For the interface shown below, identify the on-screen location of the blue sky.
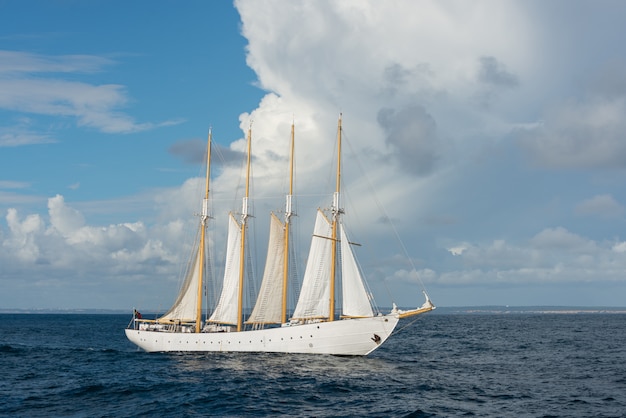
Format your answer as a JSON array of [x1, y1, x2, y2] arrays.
[[2, 1, 626, 310]]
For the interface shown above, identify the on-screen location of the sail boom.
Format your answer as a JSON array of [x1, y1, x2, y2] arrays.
[[290, 316, 329, 321]]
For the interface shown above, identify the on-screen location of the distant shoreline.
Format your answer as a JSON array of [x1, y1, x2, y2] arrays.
[[433, 306, 626, 315], [2, 306, 626, 315]]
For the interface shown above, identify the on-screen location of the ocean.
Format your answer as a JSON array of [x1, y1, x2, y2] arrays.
[[1, 312, 625, 417]]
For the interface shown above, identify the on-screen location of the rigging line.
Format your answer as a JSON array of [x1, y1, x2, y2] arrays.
[[390, 314, 425, 337], [341, 129, 428, 295], [340, 131, 393, 305], [248, 204, 259, 307], [287, 212, 301, 312], [205, 220, 219, 316], [245, 239, 257, 323]]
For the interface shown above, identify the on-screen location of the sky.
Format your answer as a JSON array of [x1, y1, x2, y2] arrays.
[[2, 0, 626, 311]]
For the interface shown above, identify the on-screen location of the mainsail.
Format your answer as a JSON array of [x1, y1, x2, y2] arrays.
[[208, 214, 242, 325], [158, 240, 202, 322], [246, 212, 286, 324], [292, 210, 333, 320]]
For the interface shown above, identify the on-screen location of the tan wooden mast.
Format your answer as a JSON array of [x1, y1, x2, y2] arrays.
[[329, 115, 342, 322], [281, 122, 295, 323], [196, 129, 212, 333], [237, 126, 252, 331]]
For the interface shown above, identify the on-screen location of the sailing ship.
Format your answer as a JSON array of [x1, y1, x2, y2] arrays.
[[125, 116, 434, 355]]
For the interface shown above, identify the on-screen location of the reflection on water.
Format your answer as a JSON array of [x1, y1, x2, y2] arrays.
[[170, 350, 398, 380]]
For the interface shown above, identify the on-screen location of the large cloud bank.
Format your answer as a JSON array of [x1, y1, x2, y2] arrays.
[[3, 1, 626, 309]]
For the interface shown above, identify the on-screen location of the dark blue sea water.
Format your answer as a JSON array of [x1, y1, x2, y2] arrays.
[[1, 312, 625, 417]]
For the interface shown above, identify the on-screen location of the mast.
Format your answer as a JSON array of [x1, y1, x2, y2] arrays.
[[237, 125, 252, 331], [196, 129, 212, 333], [329, 114, 342, 322], [281, 121, 295, 323]]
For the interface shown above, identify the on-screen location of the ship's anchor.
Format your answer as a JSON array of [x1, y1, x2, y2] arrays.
[[371, 334, 381, 344]]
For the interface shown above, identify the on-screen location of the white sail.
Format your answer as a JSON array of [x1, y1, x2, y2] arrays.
[[247, 213, 285, 324], [158, 230, 202, 322], [292, 209, 333, 320], [208, 214, 242, 325], [340, 223, 374, 318]]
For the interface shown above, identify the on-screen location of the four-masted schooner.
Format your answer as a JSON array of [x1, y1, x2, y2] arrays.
[[125, 116, 434, 355]]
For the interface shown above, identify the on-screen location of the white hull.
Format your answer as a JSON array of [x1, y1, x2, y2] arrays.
[[125, 315, 400, 356]]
